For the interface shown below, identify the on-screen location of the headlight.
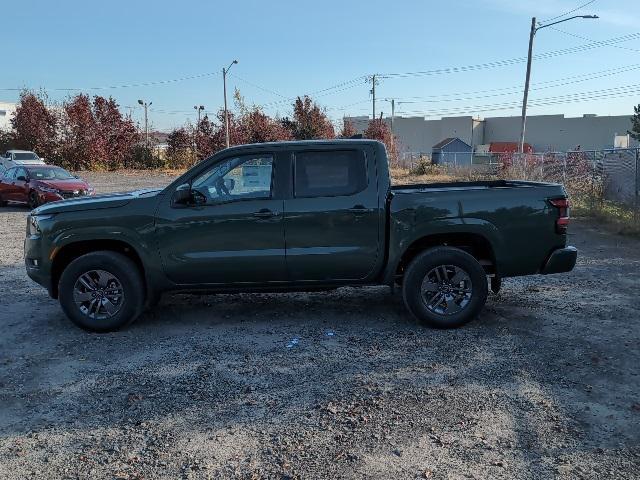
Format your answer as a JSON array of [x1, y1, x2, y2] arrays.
[[38, 186, 60, 194], [27, 215, 53, 236]]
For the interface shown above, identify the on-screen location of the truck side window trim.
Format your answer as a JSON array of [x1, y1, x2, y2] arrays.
[[292, 149, 368, 199]]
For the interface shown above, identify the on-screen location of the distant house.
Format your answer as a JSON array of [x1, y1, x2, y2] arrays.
[[432, 137, 472, 166], [488, 142, 533, 154]]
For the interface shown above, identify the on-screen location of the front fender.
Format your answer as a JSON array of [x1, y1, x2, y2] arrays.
[[46, 218, 166, 296]]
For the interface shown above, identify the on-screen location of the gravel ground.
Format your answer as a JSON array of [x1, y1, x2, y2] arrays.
[[1, 171, 639, 479]]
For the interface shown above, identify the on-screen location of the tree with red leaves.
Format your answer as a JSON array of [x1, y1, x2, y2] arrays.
[[338, 118, 357, 138], [286, 96, 335, 140], [194, 115, 216, 160], [166, 127, 194, 168], [60, 94, 101, 170], [11, 91, 59, 162], [364, 118, 398, 164], [241, 108, 292, 144], [93, 96, 138, 169], [60, 94, 139, 170]]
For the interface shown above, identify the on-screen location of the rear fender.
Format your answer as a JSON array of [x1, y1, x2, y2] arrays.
[[383, 217, 504, 284]]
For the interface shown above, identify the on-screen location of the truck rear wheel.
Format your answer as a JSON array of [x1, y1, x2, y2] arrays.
[[58, 251, 145, 332], [402, 247, 488, 328]]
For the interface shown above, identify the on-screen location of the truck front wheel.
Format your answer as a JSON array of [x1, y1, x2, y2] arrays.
[[58, 251, 145, 332], [402, 247, 488, 328]]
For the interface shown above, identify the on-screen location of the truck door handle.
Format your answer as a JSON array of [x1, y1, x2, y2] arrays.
[[253, 208, 277, 218], [348, 205, 370, 215]]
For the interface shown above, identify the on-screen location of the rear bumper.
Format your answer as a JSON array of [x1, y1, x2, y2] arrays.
[[541, 246, 577, 275]]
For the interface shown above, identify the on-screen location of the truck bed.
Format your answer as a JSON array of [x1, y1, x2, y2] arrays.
[[388, 179, 569, 278], [391, 179, 560, 194]]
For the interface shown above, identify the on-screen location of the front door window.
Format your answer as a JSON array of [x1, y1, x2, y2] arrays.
[[192, 155, 274, 204]]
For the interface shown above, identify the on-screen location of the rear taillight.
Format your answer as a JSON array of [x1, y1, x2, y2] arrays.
[[549, 198, 570, 234]]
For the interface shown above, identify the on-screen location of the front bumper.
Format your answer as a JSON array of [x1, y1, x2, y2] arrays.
[[541, 246, 577, 275], [24, 234, 54, 296], [38, 190, 93, 204]]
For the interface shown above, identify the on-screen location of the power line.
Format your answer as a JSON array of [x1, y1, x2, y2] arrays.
[[379, 32, 640, 79], [385, 64, 640, 105], [244, 36, 640, 111], [541, 0, 598, 23], [228, 72, 288, 98], [0, 71, 221, 92], [549, 26, 640, 53], [394, 82, 640, 117], [257, 76, 368, 109]]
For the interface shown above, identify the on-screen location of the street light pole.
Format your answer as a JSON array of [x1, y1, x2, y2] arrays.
[[138, 99, 152, 148], [223, 59, 238, 148], [518, 14, 598, 153]]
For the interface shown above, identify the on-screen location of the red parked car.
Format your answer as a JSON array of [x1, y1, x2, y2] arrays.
[[0, 165, 95, 208]]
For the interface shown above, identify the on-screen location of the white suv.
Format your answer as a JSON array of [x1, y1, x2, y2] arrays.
[[1, 150, 46, 169]]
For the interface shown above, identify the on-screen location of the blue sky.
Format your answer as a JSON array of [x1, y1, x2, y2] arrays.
[[2, 0, 639, 131]]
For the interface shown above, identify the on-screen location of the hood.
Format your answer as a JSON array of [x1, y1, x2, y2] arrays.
[[35, 179, 90, 191], [32, 188, 163, 215]]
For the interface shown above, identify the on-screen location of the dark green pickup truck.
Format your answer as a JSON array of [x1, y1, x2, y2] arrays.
[[24, 140, 576, 331]]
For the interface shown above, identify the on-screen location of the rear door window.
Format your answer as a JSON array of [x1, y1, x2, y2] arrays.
[[294, 150, 367, 198]]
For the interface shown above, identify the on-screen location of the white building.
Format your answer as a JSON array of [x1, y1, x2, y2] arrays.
[[0, 101, 17, 131], [346, 113, 638, 155]]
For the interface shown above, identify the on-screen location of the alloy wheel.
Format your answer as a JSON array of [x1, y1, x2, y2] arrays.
[[420, 265, 473, 315], [29, 192, 39, 209], [73, 269, 125, 320]]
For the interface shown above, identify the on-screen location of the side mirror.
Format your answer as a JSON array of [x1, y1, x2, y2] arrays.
[[171, 185, 192, 206], [17, 175, 27, 182], [191, 188, 207, 205]]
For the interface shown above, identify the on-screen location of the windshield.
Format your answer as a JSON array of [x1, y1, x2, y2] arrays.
[[27, 167, 75, 180], [13, 152, 39, 160]]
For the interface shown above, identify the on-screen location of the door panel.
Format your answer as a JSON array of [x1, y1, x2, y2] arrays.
[[13, 168, 29, 202], [155, 153, 287, 285], [6, 169, 23, 202], [284, 148, 381, 281], [0, 169, 15, 201]]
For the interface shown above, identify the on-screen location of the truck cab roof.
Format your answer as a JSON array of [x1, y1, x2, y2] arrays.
[[220, 139, 384, 154]]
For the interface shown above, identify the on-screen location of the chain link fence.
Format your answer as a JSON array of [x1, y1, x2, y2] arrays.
[[501, 149, 639, 223], [403, 148, 640, 228]]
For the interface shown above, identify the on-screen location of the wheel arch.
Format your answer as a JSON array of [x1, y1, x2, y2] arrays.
[[50, 239, 147, 299], [389, 231, 497, 284]]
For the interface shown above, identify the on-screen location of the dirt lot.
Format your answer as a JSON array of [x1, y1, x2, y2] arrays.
[[1, 171, 639, 479]]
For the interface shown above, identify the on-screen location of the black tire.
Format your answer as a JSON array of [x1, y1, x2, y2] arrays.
[[58, 251, 145, 332], [28, 190, 39, 209], [0, 193, 6, 207], [402, 247, 488, 329]]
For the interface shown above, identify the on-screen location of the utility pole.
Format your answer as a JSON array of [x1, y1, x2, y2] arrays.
[[518, 14, 598, 153], [518, 17, 536, 155], [193, 105, 204, 163], [371, 74, 377, 120], [390, 98, 395, 152], [137, 99, 152, 148], [223, 59, 238, 148]]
